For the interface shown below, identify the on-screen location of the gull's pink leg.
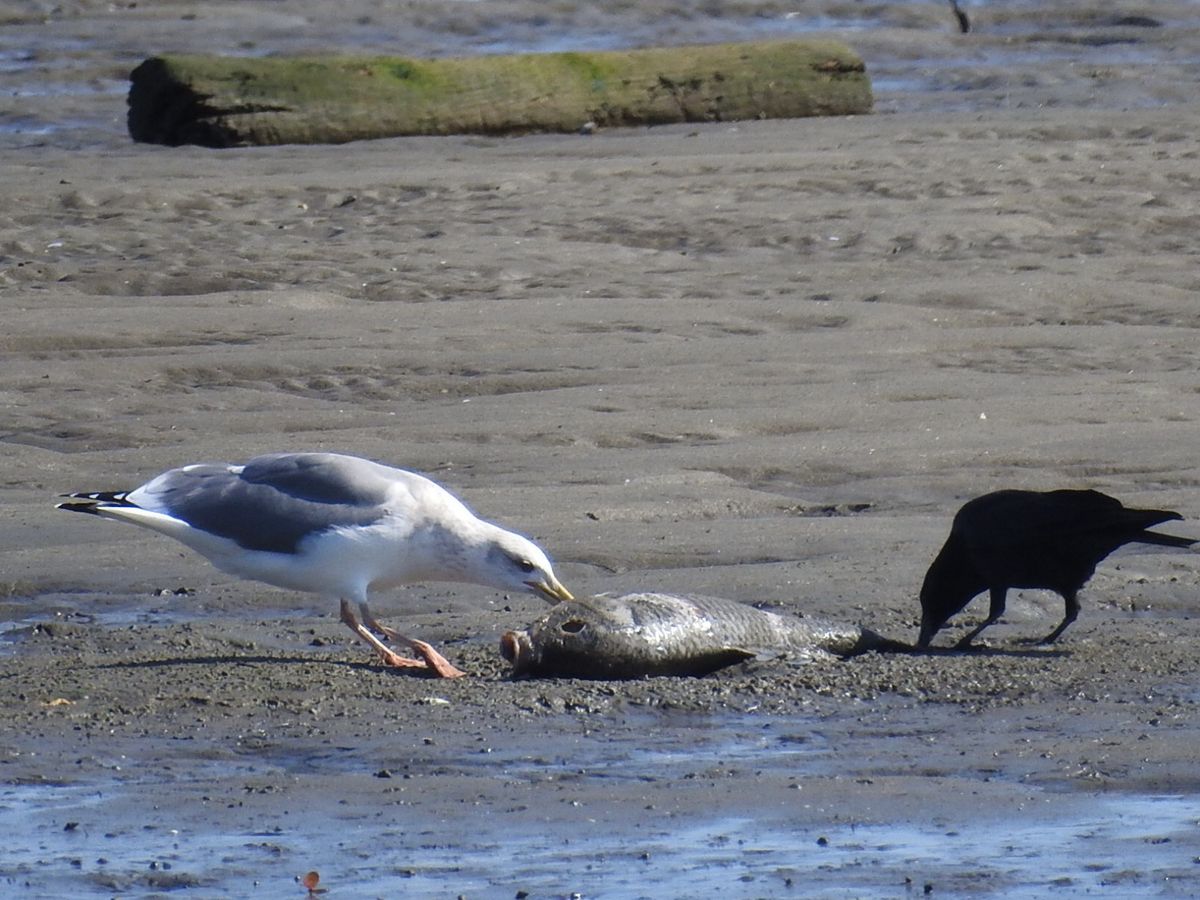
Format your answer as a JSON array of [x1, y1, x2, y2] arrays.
[[360, 601, 467, 679], [341, 600, 466, 678], [360, 605, 405, 643], [339, 599, 426, 668], [402, 637, 467, 679]]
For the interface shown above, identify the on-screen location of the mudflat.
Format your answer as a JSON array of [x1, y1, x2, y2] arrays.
[[3, 2, 1200, 896]]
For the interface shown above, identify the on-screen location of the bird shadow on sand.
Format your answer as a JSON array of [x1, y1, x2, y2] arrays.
[[916, 643, 1071, 659], [95, 654, 450, 677]]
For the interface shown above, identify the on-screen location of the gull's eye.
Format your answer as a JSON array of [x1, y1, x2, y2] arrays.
[[513, 557, 536, 574]]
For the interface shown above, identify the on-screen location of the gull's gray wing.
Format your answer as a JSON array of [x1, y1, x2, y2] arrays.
[[131, 453, 396, 554]]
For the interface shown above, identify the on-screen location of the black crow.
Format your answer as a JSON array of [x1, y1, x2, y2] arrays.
[[918, 489, 1194, 649]]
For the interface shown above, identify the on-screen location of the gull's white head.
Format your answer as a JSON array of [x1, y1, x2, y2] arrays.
[[482, 530, 573, 603]]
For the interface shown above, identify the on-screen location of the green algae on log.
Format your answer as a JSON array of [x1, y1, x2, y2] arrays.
[[127, 40, 872, 147]]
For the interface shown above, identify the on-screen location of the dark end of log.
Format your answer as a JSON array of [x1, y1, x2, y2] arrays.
[[129, 57, 215, 147], [129, 57, 293, 146]]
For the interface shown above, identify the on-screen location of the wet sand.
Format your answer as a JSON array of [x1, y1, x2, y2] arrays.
[[4, 2, 1200, 896]]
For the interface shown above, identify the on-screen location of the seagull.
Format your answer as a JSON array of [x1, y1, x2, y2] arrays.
[[57, 452, 573, 678]]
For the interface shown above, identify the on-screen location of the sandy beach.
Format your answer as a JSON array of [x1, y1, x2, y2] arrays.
[[3, 1, 1200, 896]]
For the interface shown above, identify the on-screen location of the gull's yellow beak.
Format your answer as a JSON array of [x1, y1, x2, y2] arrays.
[[528, 577, 574, 603]]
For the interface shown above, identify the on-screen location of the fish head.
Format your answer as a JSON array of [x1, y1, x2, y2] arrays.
[[499, 628, 537, 672], [500, 597, 639, 678], [500, 592, 765, 678]]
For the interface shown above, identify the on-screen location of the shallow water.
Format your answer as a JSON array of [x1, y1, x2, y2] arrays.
[[4, 712, 1197, 898], [0, 590, 323, 633]]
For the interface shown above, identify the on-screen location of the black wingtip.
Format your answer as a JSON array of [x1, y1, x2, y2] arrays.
[[57, 501, 104, 515], [61, 489, 131, 502]]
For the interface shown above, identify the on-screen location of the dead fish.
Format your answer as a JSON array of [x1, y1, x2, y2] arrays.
[[500, 591, 909, 679]]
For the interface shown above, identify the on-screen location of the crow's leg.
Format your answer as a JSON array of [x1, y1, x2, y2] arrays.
[[1038, 590, 1080, 644], [955, 586, 1007, 649]]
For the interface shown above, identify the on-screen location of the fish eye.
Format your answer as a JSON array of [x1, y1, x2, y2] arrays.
[[559, 619, 586, 634]]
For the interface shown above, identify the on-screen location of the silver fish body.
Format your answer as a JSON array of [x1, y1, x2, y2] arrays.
[[500, 591, 907, 679]]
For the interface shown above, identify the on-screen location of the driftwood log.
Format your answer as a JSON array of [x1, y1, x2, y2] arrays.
[[127, 40, 872, 147]]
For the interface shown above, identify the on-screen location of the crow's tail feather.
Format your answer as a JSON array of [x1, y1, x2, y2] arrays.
[[1136, 530, 1196, 550]]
